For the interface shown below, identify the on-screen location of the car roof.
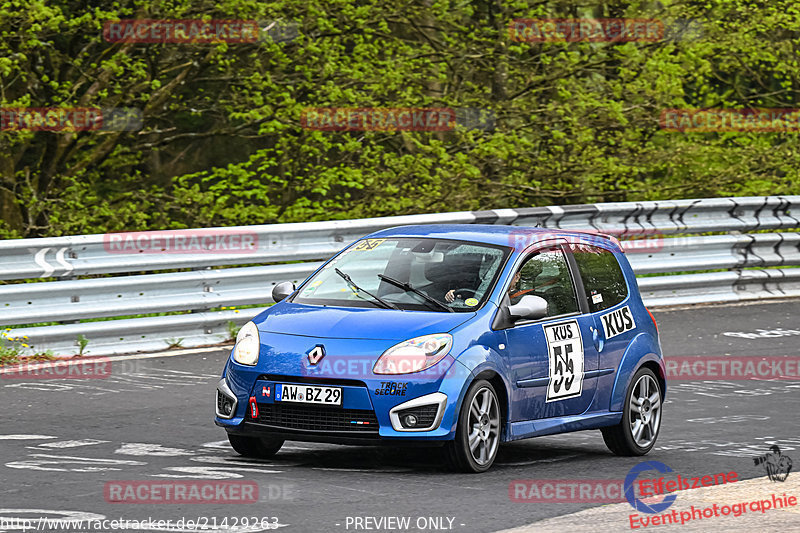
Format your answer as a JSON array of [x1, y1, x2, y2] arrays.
[[367, 224, 622, 253]]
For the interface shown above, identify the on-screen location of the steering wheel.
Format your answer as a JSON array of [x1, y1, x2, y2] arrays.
[[450, 288, 478, 299]]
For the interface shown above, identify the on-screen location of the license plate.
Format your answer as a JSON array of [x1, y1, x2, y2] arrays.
[[275, 384, 342, 406]]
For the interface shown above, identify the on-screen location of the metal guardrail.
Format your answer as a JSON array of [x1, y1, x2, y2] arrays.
[[638, 268, 800, 307], [626, 232, 800, 273], [2, 196, 797, 281], [0, 263, 318, 326], [1, 196, 799, 357]]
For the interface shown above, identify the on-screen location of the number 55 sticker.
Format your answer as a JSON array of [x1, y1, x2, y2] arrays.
[[543, 320, 584, 402]]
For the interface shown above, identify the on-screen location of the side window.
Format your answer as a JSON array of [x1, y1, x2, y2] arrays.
[[570, 244, 628, 313], [510, 247, 578, 317]]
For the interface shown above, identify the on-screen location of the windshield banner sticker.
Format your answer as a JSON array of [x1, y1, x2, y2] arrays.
[[544, 320, 585, 402], [354, 238, 385, 251]]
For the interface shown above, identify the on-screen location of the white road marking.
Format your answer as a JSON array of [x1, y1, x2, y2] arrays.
[[35, 439, 109, 448], [0, 435, 56, 440], [3, 383, 80, 392], [201, 440, 231, 449], [2, 369, 216, 396], [115, 443, 193, 457], [6, 454, 146, 473], [0, 346, 224, 375], [199, 440, 316, 452], [152, 466, 282, 479]]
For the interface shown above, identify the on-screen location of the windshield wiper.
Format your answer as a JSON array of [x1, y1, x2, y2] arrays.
[[335, 268, 400, 310], [377, 274, 454, 313]]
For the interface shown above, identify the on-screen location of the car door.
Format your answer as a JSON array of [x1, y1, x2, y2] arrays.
[[567, 242, 636, 409], [502, 242, 600, 420]]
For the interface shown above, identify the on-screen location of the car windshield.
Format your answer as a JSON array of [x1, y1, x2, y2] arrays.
[[291, 237, 510, 312]]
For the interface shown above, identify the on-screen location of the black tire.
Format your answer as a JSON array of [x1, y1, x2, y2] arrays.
[[602, 367, 663, 456], [445, 379, 501, 473], [227, 434, 284, 458]]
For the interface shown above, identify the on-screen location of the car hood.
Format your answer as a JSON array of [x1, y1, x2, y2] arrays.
[[256, 302, 474, 340]]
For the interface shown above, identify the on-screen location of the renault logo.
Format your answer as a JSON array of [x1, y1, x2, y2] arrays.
[[307, 345, 325, 365]]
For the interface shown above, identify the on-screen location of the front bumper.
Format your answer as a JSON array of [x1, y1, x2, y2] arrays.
[[215, 362, 467, 442]]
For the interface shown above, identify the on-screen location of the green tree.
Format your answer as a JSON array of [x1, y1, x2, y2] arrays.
[[1, 0, 799, 238]]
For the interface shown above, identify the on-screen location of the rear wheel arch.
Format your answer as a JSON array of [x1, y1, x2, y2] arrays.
[[639, 360, 666, 401], [609, 333, 664, 411]]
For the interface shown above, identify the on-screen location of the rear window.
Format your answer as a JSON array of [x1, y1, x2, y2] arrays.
[[569, 244, 628, 312]]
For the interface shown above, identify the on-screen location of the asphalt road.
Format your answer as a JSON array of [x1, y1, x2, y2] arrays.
[[0, 299, 798, 533]]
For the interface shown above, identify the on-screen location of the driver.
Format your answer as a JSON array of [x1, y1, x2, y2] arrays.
[[444, 271, 526, 303], [446, 266, 557, 305], [436, 254, 483, 303]]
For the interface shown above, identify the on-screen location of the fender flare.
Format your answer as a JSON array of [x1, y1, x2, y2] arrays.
[[451, 345, 514, 432], [609, 332, 666, 412]]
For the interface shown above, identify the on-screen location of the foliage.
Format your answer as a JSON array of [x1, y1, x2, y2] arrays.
[[1, 329, 55, 365], [1, 0, 799, 237], [75, 334, 90, 356], [226, 320, 241, 342], [164, 337, 185, 349]]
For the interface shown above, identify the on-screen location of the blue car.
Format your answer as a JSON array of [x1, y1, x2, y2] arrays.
[[215, 225, 665, 472]]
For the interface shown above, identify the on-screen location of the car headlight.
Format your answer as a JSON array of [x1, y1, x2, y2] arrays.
[[233, 321, 260, 366], [373, 333, 453, 375]]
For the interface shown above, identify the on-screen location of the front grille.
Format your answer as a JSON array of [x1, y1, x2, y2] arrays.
[[256, 403, 379, 433]]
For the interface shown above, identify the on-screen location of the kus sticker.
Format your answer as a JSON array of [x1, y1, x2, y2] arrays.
[[600, 305, 636, 339], [543, 320, 585, 402]]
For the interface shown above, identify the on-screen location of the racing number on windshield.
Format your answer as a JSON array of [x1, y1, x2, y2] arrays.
[[543, 320, 584, 402]]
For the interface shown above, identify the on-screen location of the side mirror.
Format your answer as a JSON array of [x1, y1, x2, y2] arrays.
[[507, 295, 548, 321], [271, 281, 296, 303]]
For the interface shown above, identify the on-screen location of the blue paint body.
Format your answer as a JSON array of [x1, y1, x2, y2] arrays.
[[215, 224, 665, 445]]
